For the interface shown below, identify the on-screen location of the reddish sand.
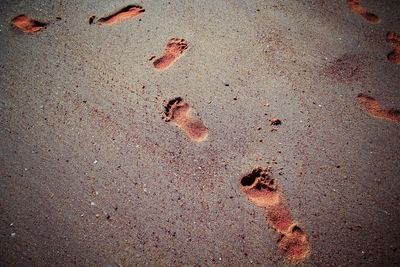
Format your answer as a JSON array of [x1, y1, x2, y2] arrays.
[[347, 0, 381, 24], [11, 15, 47, 33], [164, 97, 208, 142], [96, 5, 144, 26], [278, 225, 310, 263], [265, 203, 293, 234], [153, 38, 189, 70], [357, 93, 400, 122]]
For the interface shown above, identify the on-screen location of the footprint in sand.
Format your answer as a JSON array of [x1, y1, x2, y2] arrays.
[[357, 93, 400, 122], [95, 5, 144, 26], [240, 167, 310, 263], [278, 225, 310, 263], [152, 38, 189, 70], [11, 15, 48, 33], [240, 168, 281, 207], [386, 31, 400, 65], [163, 97, 208, 142], [347, 0, 381, 24]]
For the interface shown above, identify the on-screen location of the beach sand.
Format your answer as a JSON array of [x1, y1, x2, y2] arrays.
[[0, 0, 399, 266]]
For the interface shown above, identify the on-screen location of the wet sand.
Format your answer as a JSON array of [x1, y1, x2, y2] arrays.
[[0, 0, 400, 266]]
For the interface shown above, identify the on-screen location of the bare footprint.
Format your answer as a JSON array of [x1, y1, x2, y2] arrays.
[[357, 93, 400, 122], [164, 97, 208, 142], [11, 15, 47, 33], [240, 167, 310, 263], [152, 38, 188, 70], [96, 5, 144, 26], [278, 225, 310, 263], [347, 0, 381, 24], [386, 31, 400, 65], [240, 167, 281, 207]]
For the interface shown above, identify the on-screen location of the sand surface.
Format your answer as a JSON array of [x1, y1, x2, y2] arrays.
[[1, 0, 400, 266]]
